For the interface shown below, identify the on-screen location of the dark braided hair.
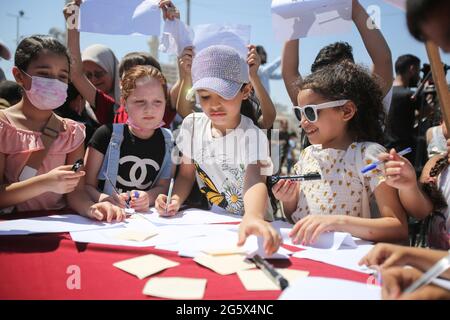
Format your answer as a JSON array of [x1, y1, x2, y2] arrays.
[[421, 155, 449, 212]]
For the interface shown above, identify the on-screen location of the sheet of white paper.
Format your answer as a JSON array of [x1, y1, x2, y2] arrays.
[[271, 0, 352, 41], [384, 0, 406, 11], [159, 19, 194, 55], [279, 277, 381, 300], [142, 208, 242, 226], [293, 244, 375, 274], [168, 231, 292, 259], [70, 216, 158, 247], [193, 24, 251, 58], [271, 220, 371, 251], [246, 235, 292, 259], [0, 214, 124, 236], [79, 0, 161, 36]]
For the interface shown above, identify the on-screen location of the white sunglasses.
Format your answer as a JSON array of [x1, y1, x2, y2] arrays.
[[293, 100, 350, 123]]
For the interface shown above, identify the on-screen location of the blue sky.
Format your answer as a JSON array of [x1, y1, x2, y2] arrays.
[[1, 0, 449, 107]]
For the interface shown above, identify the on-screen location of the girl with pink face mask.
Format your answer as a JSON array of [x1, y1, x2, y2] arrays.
[[0, 35, 124, 222], [83, 66, 174, 212]]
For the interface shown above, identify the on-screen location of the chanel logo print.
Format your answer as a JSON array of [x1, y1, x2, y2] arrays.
[[116, 155, 160, 189]]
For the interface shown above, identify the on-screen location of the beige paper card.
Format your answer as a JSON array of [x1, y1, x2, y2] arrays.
[[143, 277, 207, 299], [237, 269, 309, 291], [115, 229, 158, 242], [113, 254, 179, 279], [193, 253, 255, 275], [201, 246, 247, 256]]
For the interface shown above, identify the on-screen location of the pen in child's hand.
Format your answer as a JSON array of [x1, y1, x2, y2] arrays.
[[165, 178, 174, 215], [361, 147, 412, 174]]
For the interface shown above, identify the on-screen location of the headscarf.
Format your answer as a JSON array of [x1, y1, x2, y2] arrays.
[[81, 44, 121, 103]]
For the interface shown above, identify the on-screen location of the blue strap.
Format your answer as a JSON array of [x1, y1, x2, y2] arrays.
[[151, 128, 174, 187], [98, 124, 124, 195]]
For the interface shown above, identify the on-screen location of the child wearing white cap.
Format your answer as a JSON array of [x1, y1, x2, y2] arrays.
[[155, 45, 281, 255]]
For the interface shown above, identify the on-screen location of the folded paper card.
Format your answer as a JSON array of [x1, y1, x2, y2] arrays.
[[238, 268, 309, 291], [79, 0, 161, 36], [113, 254, 179, 279], [143, 277, 207, 299], [279, 277, 381, 300], [202, 246, 247, 256], [271, 0, 352, 41], [194, 253, 255, 275]]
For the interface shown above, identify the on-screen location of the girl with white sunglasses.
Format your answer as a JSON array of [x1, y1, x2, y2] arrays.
[[273, 61, 408, 245]]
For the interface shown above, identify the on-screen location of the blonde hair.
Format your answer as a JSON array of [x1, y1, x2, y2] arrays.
[[120, 65, 168, 103]]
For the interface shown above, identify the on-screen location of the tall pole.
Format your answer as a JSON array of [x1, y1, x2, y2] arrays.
[[186, 0, 191, 26], [7, 11, 25, 46]]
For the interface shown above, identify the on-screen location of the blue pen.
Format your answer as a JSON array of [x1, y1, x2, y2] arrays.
[[361, 147, 413, 174], [134, 191, 139, 199]]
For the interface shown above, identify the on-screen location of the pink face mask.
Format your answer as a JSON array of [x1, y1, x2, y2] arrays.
[[22, 71, 68, 110], [126, 117, 165, 131]]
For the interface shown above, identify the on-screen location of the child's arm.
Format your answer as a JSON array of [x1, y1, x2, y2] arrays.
[[248, 45, 277, 130], [155, 156, 196, 215], [290, 181, 409, 244], [360, 243, 450, 280], [64, 1, 97, 108], [175, 47, 195, 118], [237, 163, 282, 255], [272, 179, 299, 221], [352, 0, 393, 96], [66, 144, 126, 222], [383, 149, 433, 219], [281, 39, 301, 105], [0, 152, 85, 209]]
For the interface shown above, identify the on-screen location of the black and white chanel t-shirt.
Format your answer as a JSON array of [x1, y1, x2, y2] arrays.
[[89, 124, 165, 193]]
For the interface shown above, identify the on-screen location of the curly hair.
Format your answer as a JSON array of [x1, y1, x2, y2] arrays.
[[298, 61, 386, 144], [121, 65, 168, 104], [311, 42, 354, 73]]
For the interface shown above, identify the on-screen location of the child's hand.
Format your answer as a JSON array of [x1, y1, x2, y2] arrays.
[[272, 179, 299, 202], [247, 45, 261, 80], [358, 243, 410, 269], [43, 165, 85, 194], [159, 0, 180, 20], [87, 201, 126, 222], [237, 217, 282, 256], [128, 190, 150, 212], [179, 46, 194, 76], [380, 267, 424, 300], [289, 215, 339, 245], [155, 194, 181, 216], [63, 0, 81, 29], [380, 149, 417, 190]]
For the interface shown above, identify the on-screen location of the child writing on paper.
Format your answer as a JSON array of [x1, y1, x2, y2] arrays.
[[154, 45, 281, 255], [360, 243, 450, 300], [375, 137, 450, 249], [84, 66, 174, 213], [0, 35, 122, 221], [272, 61, 408, 244]]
